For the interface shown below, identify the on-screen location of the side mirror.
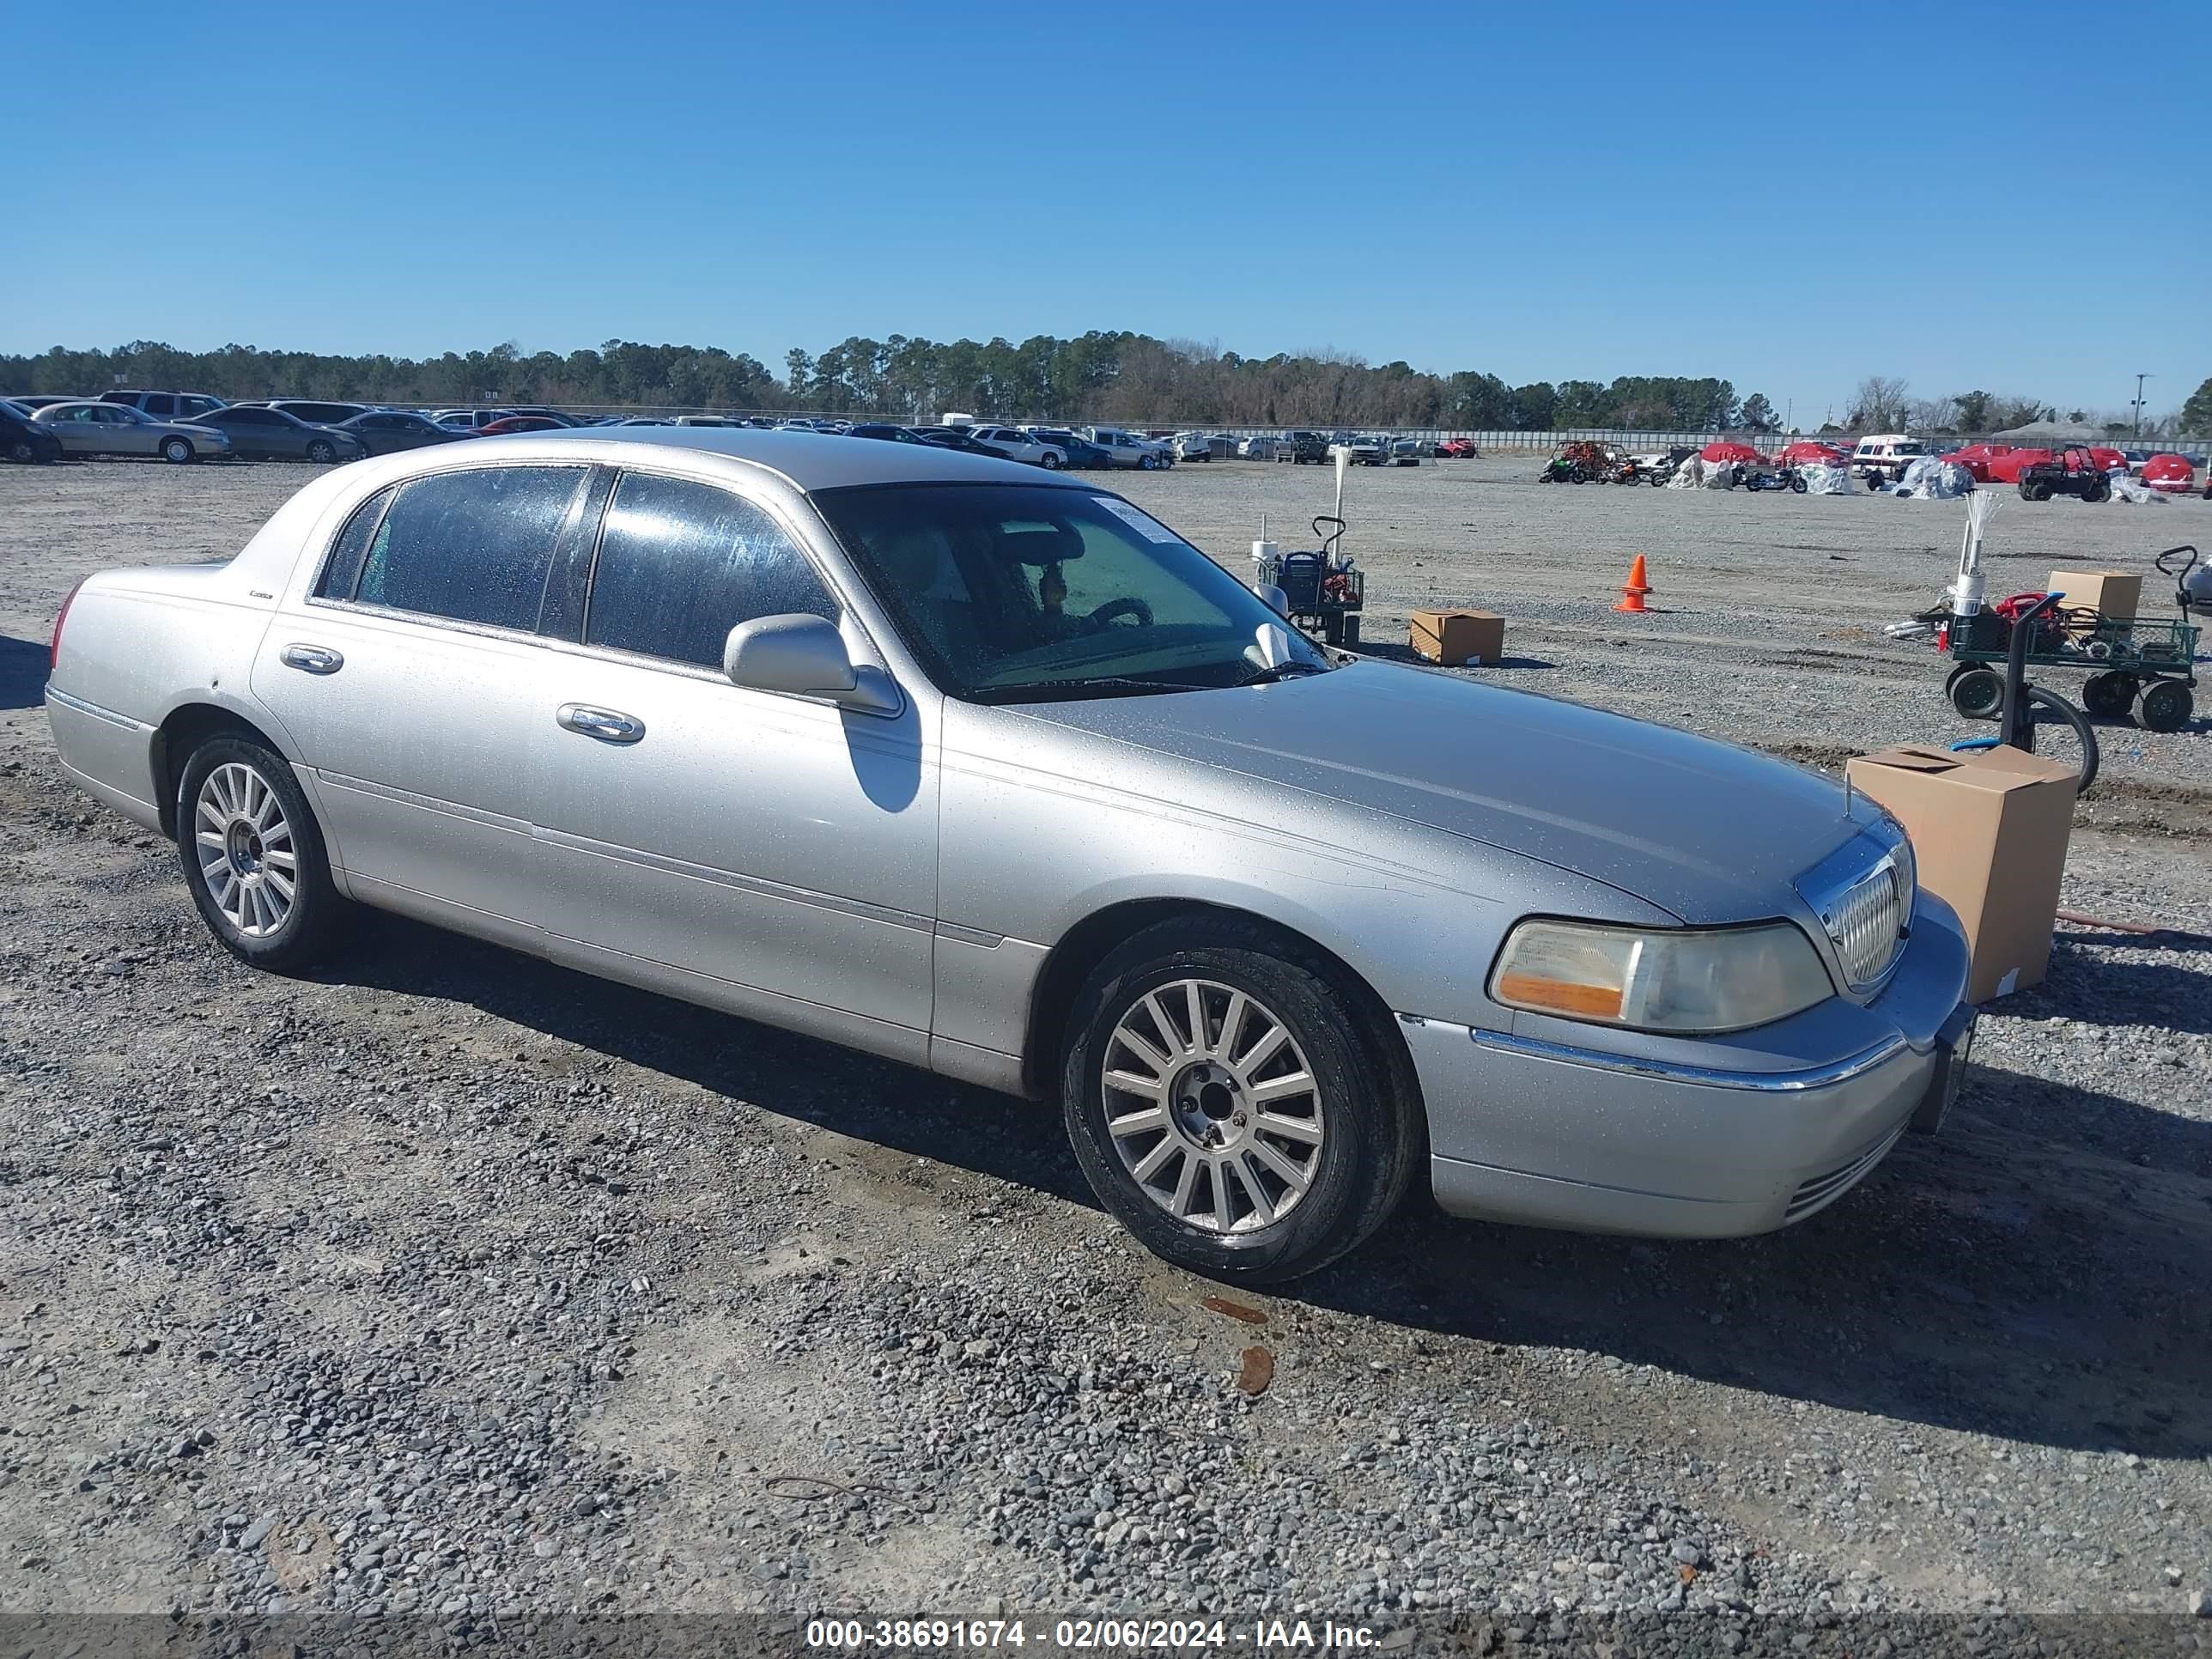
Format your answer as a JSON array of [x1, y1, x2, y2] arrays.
[[1253, 581, 1290, 613], [723, 614, 900, 715]]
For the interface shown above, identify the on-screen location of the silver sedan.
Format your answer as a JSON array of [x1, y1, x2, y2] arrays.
[[33, 399, 232, 463], [45, 430, 1972, 1283]]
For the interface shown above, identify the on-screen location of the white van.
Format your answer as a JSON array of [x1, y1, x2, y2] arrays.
[[1851, 434, 1930, 489]]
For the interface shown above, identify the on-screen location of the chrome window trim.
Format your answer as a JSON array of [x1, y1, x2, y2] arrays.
[[1472, 1026, 1910, 1092]]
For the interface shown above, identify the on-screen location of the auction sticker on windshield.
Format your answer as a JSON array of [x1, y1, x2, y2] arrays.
[[1092, 496, 1181, 543]]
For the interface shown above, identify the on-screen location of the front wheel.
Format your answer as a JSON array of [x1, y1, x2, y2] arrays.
[[1790, 473, 1808, 493], [6, 439, 34, 464], [161, 436, 194, 464], [1949, 665, 2005, 720], [1060, 919, 1418, 1284], [1039, 451, 1062, 470], [2081, 671, 2138, 719], [177, 735, 353, 971], [305, 439, 337, 464], [1139, 453, 1159, 471]]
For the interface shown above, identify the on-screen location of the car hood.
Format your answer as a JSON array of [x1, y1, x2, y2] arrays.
[[1006, 661, 1867, 923]]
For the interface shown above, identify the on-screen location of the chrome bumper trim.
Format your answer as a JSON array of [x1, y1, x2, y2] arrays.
[[1470, 1027, 1909, 1093]]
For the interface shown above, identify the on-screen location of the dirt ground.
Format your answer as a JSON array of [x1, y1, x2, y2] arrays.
[[2, 454, 2209, 1640]]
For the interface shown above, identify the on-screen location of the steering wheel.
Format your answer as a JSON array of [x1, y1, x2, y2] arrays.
[[1085, 597, 1153, 630]]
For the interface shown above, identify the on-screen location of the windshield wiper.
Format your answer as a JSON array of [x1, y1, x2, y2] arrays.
[[1236, 661, 1331, 687], [970, 676, 1211, 704]]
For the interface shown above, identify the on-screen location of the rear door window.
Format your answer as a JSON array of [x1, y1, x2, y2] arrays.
[[355, 465, 587, 629], [584, 471, 837, 669]]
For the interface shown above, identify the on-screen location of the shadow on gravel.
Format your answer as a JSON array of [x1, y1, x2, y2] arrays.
[[1298, 1076, 2212, 1460], [2031, 955, 2212, 1038], [322, 912, 1097, 1209], [0, 635, 48, 710], [319, 915, 2209, 1462]]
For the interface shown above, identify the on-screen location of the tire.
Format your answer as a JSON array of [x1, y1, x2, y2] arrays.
[[2139, 680, 2194, 733], [2081, 671, 2138, 719], [6, 439, 33, 464], [1949, 666, 2005, 720], [1060, 917, 1419, 1285], [1338, 613, 1359, 647], [1139, 453, 1159, 471], [176, 735, 352, 972], [161, 436, 195, 465], [305, 439, 337, 464], [2083, 477, 2109, 503], [1790, 473, 1808, 494], [2016, 687, 2100, 791], [1322, 611, 1345, 647], [1039, 451, 1062, 470]]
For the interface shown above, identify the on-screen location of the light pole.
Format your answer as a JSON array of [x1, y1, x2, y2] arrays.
[[2133, 374, 2151, 441]]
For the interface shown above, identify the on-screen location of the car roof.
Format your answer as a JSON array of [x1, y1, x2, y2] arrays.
[[512, 424, 1085, 491]]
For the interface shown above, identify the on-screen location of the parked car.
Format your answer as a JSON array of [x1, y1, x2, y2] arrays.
[[1270, 431, 1331, 465], [1384, 438, 1423, 466], [33, 400, 230, 463], [477, 416, 570, 436], [1240, 435, 1280, 461], [1168, 432, 1221, 462], [963, 425, 1067, 469], [190, 405, 365, 463], [1849, 434, 1931, 489], [430, 409, 519, 431], [1084, 427, 1173, 470], [334, 410, 471, 457], [250, 400, 372, 427], [0, 404, 65, 463], [1025, 428, 1115, 469], [848, 422, 933, 445], [100, 389, 228, 422], [45, 426, 1972, 1283], [500, 407, 586, 427], [1437, 438, 1482, 459], [4, 393, 75, 411], [1339, 434, 1388, 465], [912, 426, 1007, 458]]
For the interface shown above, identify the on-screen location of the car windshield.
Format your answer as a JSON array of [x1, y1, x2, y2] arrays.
[[814, 483, 1328, 703]]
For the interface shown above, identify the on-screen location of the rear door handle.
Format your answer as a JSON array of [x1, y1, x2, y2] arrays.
[[556, 703, 645, 744], [280, 643, 344, 674]]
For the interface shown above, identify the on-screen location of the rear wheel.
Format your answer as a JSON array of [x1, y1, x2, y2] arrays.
[[1060, 918, 1418, 1285], [2081, 671, 2138, 719], [177, 736, 352, 971], [2139, 681, 2194, 733], [161, 436, 194, 464]]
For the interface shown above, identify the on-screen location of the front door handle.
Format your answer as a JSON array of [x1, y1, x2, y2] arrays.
[[280, 643, 344, 674], [556, 703, 645, 744]]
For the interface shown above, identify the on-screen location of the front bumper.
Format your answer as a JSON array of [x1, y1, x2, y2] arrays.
[[1407, 896, 1974, 1238]]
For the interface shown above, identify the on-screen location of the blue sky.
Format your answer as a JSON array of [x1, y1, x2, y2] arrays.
[[7, 5, 2206, 419]]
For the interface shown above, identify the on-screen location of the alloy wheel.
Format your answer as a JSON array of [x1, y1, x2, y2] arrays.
[[1099, 977, 1325, 1234], [193, 763, 297, 938]]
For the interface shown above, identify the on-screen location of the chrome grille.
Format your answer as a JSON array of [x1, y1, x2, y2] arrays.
[[1796, 832, 1914, 993]]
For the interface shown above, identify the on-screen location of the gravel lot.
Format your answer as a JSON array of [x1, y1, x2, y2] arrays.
[[2, 456, 2209, 1649]]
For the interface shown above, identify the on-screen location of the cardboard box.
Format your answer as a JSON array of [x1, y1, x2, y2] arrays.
[[1844, 745, 2077, 1002], [2046, 568, 2140, 621], [1410, 609, 1504, 666]]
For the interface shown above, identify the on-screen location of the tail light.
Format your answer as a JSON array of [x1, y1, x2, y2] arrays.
[[52, 577, 88, 672]]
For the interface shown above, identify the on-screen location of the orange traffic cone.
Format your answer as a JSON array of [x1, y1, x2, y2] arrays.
[[1614, 554, 1653, 613]]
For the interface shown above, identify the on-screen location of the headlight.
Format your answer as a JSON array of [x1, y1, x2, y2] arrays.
[[1489, 919, 1834, 1035]]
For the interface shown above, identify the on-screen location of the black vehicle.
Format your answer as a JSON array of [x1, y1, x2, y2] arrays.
[[912, 426, 1004, 457], [848, 422, 930, 444], [1738, 465, 1808, 493], [2017, 447, 2112, 503], [0, 405, 64, 464], [260, 399, 370, 427], [1271, 430, 1330, 465], [1027, 427, 1114, 469], [335, 409, 471, 457], [191, 405, 365, 463]]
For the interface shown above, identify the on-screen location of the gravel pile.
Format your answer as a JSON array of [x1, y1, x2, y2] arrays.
[[1, 460, 2209, 1644]]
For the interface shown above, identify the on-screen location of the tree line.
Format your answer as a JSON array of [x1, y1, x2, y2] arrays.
[[6, 335, 2200, 435], [3, 334, 1752, 430]]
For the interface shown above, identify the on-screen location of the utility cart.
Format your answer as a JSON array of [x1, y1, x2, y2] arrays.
[[1255, 514, 1364, 646], [1938, 545, 2202, 732]]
